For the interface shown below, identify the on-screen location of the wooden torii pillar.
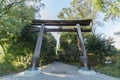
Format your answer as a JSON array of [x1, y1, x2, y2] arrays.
[[30, 19, 92, 70]]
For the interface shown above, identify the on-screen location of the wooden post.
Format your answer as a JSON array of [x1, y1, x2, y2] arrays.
[[76, 24, 89, 70], [30, 24, 45, 70]]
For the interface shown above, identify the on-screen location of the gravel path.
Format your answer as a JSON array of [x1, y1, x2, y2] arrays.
[[0, 62, 119, 80]]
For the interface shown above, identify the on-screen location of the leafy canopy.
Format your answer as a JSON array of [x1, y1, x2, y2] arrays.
[[0, 0, 34, 42], [93, 0, 120, 19]]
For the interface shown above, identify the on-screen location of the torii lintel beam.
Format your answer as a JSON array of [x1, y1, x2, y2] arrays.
[[31, 28, 91, 32], [32, 19, 92, 26]]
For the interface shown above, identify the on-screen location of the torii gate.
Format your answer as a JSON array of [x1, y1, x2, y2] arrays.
[[30, 19, 92, 71]]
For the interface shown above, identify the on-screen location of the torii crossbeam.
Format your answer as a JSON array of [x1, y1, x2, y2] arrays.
[[32, 19, 92, 26], [30, 19, 92, 71]]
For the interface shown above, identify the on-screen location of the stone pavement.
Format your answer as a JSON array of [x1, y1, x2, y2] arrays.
[[0, 62, 119, 80]]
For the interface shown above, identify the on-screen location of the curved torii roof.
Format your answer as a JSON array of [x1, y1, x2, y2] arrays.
[[32, 19, 92, 26]]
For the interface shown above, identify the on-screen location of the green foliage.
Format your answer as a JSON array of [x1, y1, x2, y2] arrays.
[[0, 0, 34, 47], [93, 0, 120, 20], [0, 45, 3, 54], [0, 0, 34, 63], [93, 0, 105, 11], [0, 62, 16, 76], [0, 58, 27, 76], [93, 64, 120, 77], [112, 51, 120, 69], [0, 0, 57, 76], [4, 24, 57, 65], [85, 34, 117, 63], [100, 51, 120, 77], [40, 33, 57, 65], [7, 25, 37, 57], [58, 0, 95, 63], [0, 25, 56, 75], [58, 0, 95, 20], [58, 32, 80, 62], [0, 24, 36, 76], [69, 60, 120, 77]]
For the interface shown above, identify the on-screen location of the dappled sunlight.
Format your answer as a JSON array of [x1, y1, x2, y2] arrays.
[[0, 62, 119, 80], [42, 72, 67, 78], [40, 65, 48, 69], [16, 71, 26, 76]]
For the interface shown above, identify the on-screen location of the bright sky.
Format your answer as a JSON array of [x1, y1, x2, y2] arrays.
[[40, 0, 72, 20], [40, 0, 120, 49], [98, 22, 120, 49]]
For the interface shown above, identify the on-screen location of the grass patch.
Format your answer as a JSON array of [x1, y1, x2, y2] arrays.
[[68, 62, 120, 78], [93, 64, 120, 78]]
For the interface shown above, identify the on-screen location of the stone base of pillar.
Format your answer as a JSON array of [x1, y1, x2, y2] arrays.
[[30, 56, 40, 70], [80, 56, 91, 70], [78, 68, 96, 75]]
